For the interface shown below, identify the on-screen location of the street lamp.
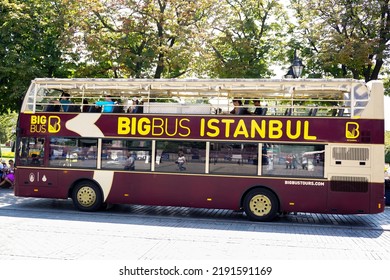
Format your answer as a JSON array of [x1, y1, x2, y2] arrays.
[[292, 50, 304, 78], [285, 50, 304, 78]]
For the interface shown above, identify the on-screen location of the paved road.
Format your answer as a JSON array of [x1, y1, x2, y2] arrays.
[[2, 188, 390, 279], [1, 188, 389, 261]]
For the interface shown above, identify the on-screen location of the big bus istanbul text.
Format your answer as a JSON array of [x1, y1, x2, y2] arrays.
[[117, 116, 317, 140]]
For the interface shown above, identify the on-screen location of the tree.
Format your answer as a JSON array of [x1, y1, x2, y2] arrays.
[[0, 0, 71, 114], [0, 111, 17, 143], [201, 0, 288, 78], [65, 0, 216, 78], [289, 0, 390, 81]]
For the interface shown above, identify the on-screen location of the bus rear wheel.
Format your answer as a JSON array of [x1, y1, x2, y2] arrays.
[[72, 181, 103, 212], [243, 188, 279, 222]]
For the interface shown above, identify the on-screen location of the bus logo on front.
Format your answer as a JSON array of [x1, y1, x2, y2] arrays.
[[48, 116, 61, 133], [345, 122, 359, 139]]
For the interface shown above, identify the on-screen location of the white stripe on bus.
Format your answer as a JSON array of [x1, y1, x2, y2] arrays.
[[93, 170, 114, 201], [66, 113, 104, 137]]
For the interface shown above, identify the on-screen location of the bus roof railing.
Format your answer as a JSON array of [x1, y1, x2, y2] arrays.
[[21, 78, 383, 119]]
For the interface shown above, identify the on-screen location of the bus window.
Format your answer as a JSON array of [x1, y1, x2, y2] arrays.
[[49, 137, 98, 168], [155, 141, 206, 173], [17, 137, 45, 166], [101, 139, 152, 171], [262, 144, 325, 178], [209, 142, 258, 176]]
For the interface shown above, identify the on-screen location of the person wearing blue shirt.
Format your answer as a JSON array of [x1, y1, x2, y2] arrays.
[[95, 95, 115, 113], [46, 91, 72, 112], [59, 92, 72, 112]]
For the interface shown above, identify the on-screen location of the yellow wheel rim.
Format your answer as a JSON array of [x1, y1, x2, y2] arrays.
[[249, 194, 272, 217], [77, 186, 97, 208]]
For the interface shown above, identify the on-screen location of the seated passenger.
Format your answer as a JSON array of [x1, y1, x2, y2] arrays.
[[59, 92, 72, 112], [112, 99, 124, 113], [0, 159, 5, 182], [82, 99, 92, 112], [45, 92, 72, 112], [230, 99, 250, 115], [95, 95, 114, 113], [129, 98, 143, 113], [253, 99, 263, 115], [0, 160, 15, 189], [135, 100, 144, 113]]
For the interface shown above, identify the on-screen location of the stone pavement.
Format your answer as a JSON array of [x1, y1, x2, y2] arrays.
[[0, 188, 390, 261]]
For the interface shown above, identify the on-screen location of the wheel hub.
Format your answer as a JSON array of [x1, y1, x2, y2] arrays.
[[249, 194, 272, 217], [77, 186, 97, 207]]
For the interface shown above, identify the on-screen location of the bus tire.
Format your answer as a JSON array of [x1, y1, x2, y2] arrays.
[[243, 188, 279, 222], [72, 180, 103, 212]]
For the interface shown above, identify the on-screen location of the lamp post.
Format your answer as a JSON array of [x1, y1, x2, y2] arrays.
[[285, 50, 304, 78]]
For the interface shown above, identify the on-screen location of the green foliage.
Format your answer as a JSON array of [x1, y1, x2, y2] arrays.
[[64, 0, 216, 79], [289, 0, 390, 81], [0, 0, 71, 114], [0, 111, 17, 143], [0, 0, 389, 117], [202, 0, 287, 78], [383, 71, 390, 96]]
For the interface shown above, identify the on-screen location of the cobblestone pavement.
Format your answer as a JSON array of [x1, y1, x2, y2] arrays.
[[0, 188, 390, 261]]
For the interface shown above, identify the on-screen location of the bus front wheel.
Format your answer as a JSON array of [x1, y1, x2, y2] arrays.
[[72, 181, 103, 212], [243, 188, 279, 222]]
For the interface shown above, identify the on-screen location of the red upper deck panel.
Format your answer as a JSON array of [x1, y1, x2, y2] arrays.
[[20, 113, 384, 144]]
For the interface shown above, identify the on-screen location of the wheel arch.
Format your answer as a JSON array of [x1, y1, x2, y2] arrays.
[[67, 178, 104, 200]]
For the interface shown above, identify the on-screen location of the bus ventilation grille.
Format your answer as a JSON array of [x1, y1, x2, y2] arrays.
[[332, 147, 369, 161], [330, 176, 369, 193]]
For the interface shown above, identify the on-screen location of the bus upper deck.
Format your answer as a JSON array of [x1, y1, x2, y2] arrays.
[[21, 78, 384, 120]]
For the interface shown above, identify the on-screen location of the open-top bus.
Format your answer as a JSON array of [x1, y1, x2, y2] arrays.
[[14, 78, 385, 221]]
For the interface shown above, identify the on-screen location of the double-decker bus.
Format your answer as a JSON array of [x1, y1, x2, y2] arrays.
[[14, 78, 385, 221]]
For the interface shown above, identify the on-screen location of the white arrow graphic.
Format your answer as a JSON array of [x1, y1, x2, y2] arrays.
[[65, 113, 104, 137]]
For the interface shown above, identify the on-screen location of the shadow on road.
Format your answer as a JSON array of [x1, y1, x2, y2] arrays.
[[1, 189, 389, 239]]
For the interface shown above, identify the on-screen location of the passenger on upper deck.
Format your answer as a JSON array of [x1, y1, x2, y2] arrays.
[[82, 99, 92, 113], [46, 92, 72, 112], [129, 98, 143, 113], [59, 92, 72, 112], [253, 99, 268, 115], [95, 95, 115, 113], [230, 99, 250, 115]]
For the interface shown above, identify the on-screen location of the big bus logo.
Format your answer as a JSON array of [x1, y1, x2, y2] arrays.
[[30, 115, 61, 134], [345, 122, 360, 139], [48, 116, 61, 133]]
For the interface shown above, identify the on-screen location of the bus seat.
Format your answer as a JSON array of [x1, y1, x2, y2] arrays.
[[113, 105, 124, 113], [67, 105, 81, 112], [88, 106, 102, 113]]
